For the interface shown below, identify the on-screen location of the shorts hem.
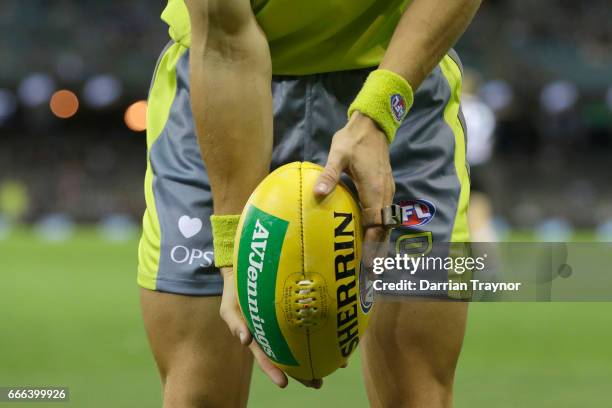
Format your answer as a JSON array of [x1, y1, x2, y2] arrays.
[[137, 267, 223, 296]]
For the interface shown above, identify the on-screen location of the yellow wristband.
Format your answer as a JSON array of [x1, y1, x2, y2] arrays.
[[348, 69, 414, 144], [210, 214, 241, 267]]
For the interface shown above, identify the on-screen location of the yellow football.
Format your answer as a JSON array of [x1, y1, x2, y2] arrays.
[[234, 161, 372, 380]]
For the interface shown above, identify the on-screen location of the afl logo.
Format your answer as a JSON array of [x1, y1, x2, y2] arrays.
[[398, 199, 436, 227], [390, 94, 407, 122]]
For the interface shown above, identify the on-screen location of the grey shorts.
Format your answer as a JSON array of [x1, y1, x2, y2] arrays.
[[138, 41, 470, 296]]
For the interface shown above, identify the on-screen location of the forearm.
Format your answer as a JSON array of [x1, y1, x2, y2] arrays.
[[381, 0, 481, 88], [187, 1, 272, 215]]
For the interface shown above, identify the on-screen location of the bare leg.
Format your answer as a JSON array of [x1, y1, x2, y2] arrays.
[[141, 289, 253, 408], [361, 300, 468, 408]]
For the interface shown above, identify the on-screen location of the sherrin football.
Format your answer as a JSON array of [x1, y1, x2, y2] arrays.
[[234, 162, 372, 380]]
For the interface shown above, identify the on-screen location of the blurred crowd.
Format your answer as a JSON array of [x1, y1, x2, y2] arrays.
[[0, 0, 611, 234]]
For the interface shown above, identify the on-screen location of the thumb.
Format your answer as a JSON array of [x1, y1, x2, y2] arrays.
[[314, 155, 346, 198]]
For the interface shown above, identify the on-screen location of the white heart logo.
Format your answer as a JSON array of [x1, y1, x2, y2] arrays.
[[178, 215, 202, 239]]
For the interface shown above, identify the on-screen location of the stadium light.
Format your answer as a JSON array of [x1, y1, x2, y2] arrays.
[[83, 74, 122, 109], [124, 100, 147, 132], [18, 73, 56, 108], [540, 80, 578, 114], [478, 80, 514, 112], [50, 90, 79, 119]]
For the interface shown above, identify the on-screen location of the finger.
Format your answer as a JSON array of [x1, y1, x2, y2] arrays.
[[385, 173, 396, 208], [219, 268, 252, 345], [362, 226, 390, 268], [364, 225, 388, 243], [314, 149, 348, 197], [219, 297, 252, 345], [249, 341, 288, 388]]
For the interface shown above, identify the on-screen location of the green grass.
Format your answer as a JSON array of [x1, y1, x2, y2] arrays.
[[0, 229, 611, 407]]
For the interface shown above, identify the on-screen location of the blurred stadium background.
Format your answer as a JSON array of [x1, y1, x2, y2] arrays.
[[1, 1, 611, 407]]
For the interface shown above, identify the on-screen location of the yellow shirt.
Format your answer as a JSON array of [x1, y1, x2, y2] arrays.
[[161, 0, 409, 75]]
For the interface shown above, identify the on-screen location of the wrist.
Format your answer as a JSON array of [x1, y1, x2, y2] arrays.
[[346, 111, 388, 144], [348, 69, 414, 144], [347, 111, 379, 130], [210, 214, 241, 267]]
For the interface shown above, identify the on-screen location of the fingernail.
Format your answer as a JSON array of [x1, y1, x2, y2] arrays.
[[315, 183, 328, 194], [239, 331, 247, 345], [274, 373, 286, 388]]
